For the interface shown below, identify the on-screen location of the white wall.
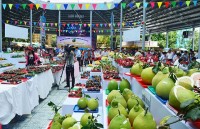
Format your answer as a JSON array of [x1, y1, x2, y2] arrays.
[[5, 24, 28, 39]]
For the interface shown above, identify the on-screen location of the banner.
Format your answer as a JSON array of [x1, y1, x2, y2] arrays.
[[57, 36, 91, 48]]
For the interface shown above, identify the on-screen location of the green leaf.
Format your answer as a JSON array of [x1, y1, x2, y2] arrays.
[[185, 107, 200, 121], [85, 109, 89, 113], [95, 123, 104, 128], [85, 94, 91, 98], [48, 101, 55, 106], [169, 73, 177, 83], [180, 99, 195, 109]]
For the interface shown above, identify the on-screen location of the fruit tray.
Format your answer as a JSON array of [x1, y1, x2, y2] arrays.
[[46, 120, 53, 129], [82, 88, 100, 93], [155, 95, 167, 104], [73, 105, 99, 113], [106, 99, 109, 107], [135, 78, 148, 88], [148, 86, 156, 95]]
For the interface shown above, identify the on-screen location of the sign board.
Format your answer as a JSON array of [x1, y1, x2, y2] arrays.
[[5, 24, 28, 39], [57, 36, 91, 48], [123, 27, 140, 42]]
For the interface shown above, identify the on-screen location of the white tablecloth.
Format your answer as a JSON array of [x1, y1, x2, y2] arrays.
[[0, 69, 54, 125]]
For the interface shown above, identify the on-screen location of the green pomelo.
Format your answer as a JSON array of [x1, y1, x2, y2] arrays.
[[133, 111, 157, 129], [50, 121, 62, 129], [174, 68, 185, 77], [109, 114, 131, 129], [80, 113, 92, 127], [107, 90, 121, 104], [53, 113, 62, 124], [62, 117, 77, 129], [130, 63, 143, 76], [187, 68, 200, 76], [119, 79, 131, 93], [169, 85, 196, 110], [176, 76, 194, 90], [122, 88, 134, 102], [152, 71, 169, 88], [128, 105, 144, 125], [77, 97, 88, 109], [141, 67, 156, 85], [108, 79, 118, 91], [127, 95, 145, 111], [87, 98, 99, 110], [156, 78, 175, 100], [113, 95, 127, 108], [108, 100, 128, 120]]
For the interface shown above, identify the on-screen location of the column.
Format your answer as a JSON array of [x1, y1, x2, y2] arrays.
[[0, 0, 2, 52], [120, 4, 123, 52], [166, 31, 169, 48], [198, 28, 200, 59], [30, 9, 33, 46], [58, 10, 61, 36], [142, 0, 146, 50], [90, 11, 93, 47], [192, 27, 195, 50], [110, 11, 114, 50]]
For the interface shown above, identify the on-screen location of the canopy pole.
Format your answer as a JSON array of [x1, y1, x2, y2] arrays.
[[192, 27, 195, 51], [166, 31, 169, 48], [110, 11, 114, 50], [0, 0, 2, 52], [90, 10, 93, 48], [198, 28, 200, 59], [58, 10, 61, 36], [120, 4, 123, 52], [142, 0, 146, 50], [30, 9, 33, 46]]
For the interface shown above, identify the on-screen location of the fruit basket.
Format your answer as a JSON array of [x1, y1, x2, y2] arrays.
[[91, 66, 101, 72], [81, 71, 90, 79], [91, 76, 101, 82], [68, 88, 83, 98], [103, 73, 121, 80], [75, 83, 85, 87], [86, 80, 101, 91]]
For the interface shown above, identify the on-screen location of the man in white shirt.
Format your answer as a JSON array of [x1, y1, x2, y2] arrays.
[[75, 47, 81, 71], [167, 49, 174, 62], [175, 58, 188, 71]]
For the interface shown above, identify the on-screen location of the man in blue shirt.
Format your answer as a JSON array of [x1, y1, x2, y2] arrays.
[[75, 47, 82, 71]]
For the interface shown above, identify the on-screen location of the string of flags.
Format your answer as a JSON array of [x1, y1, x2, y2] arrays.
[[2, 1, 198, 10], [3, 20, 143, 28]]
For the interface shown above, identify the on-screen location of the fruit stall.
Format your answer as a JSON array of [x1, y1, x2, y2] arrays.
[[47, 55, 200, 129]]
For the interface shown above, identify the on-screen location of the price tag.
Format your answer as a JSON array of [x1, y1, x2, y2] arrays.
[[142, 89, 151, 108]]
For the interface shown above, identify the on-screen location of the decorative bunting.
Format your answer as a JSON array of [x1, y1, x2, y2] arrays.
[[15, 4, 20, 10], [8, 4, 13, 10], [150, 2, 155, 8], [193, 0, 197, 6], [114, 3, 119, 8], [55, 23, 58, 27], [84, 24, 87, 27], [70, 4, 75, 9], [6, 20, 9, 24], [88, 24, 90, 27], [144, 2, 148, 8], [104, 23, 107, 27], [29, 4, 34, 10], [36, 4, 40, 10], [157, 2, 162, 8], [92, 4, 97, 10], [34, 22, 37, 26], [129, 2, 134, 8], [107, 3, 112, 9], [100, 24, 103, 27], [79, 24, 82, 27], [15, 21, 18, 25], [136, 3, 141, 8], [49, 3, 54, 9], [165, 1, 170, 8], [56, 4, 61, 10], [85, 4, 90, 9], [186, 1, 191, 6], [19, 21, 22, 25], [122, 22, 125, 27], [92, 24, 95, 27], [50, 23, 54, 27], [121, 3, 126, 9], [96, 24, 99, 27], [22, 4, 27, 9], [63, 4, 68, 10], [42, 4, 47, 10], [108, 23, 111, 27], [99, 3, 105, 9], [179, 1, 183, 6], [171, 1, 176, 7], [46, 23, 49, 26], [2, 4, 7, 10], [117, 22, 120, 27], [24, 21, 27, 25], [78, 4, 83, 9]]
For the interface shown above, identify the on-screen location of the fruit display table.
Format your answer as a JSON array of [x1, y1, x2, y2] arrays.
[[0, 69, 54, 125], [102, 78, 121, 90], [0, 65, 15, 73], [52, 65, 66, 85], [90, 71, 102, 77], [143, 89, 195, 129], [118, 66, 131, 76]]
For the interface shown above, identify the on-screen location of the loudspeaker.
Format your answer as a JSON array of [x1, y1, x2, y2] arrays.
[[183, 31, 189, 38]]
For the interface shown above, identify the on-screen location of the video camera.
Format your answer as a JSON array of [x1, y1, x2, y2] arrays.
[[64, 44, 75, 54]]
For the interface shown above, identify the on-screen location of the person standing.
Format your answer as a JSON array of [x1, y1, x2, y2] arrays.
[[75, 47, 81, 71], [25, 47, 41, 66], [64, 45, 75, 91]]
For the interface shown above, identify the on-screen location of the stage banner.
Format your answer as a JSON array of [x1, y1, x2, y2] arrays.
[[57, 36, 91, 48]]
